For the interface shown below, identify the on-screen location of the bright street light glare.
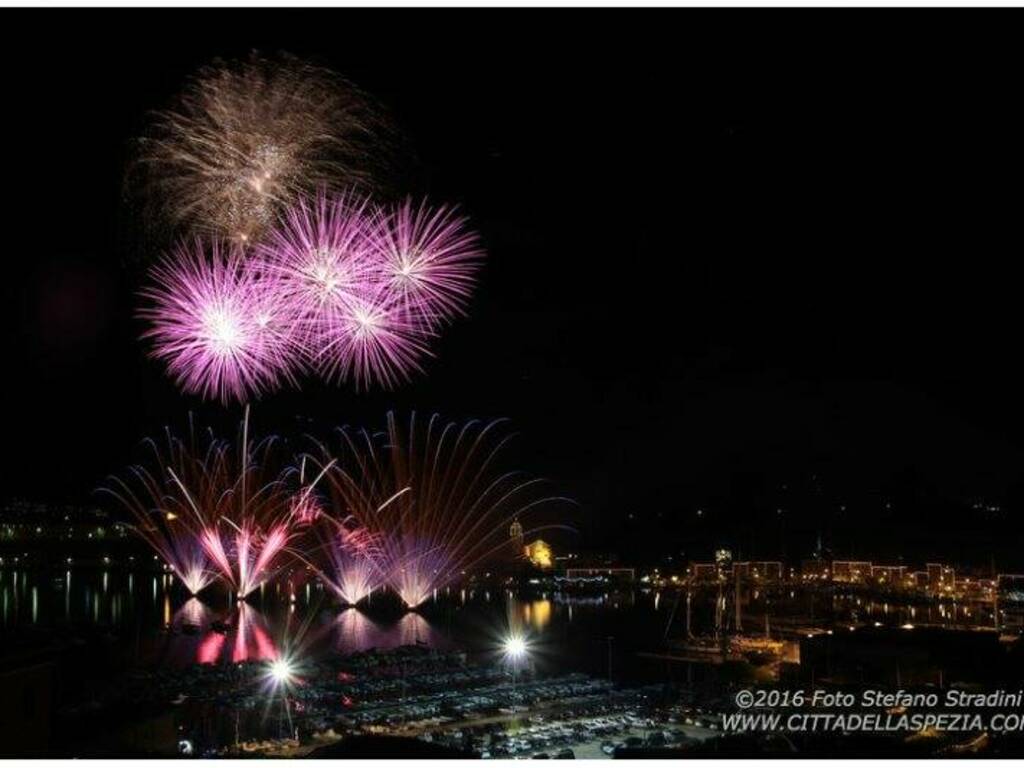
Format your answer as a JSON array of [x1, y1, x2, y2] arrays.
[[504, 635, 527, 659], [268, 658, 294, 684]]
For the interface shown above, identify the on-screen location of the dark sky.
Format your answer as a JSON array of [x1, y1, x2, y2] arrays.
[[4, 10, 1024, 567]]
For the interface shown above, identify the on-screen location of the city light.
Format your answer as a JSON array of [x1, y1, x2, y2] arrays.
[[267, 657, 294, 686], [504, 635, 528, 660]]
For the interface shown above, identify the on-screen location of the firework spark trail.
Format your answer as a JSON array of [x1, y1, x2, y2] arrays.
[[322, 520, 385, 605], [100, 422, 218, 595], [139, 239, 301, 404], [191, 418, 301, 599], [254, 193, 375, 346], [286, 455, 386, 606], [138, 195, 483, 399], [128, 52, 396, 244], [103, 411, 301, 599], [291, 516, 386, 606], [256, 192, 433, 390], [105, 412, 564, 608], [365, 198, 484, 331], [290, 492, 323, 526], [310, 413, 575, 609]]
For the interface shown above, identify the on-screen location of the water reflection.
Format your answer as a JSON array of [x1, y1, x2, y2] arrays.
[[521, 599, 552, 632], [232, 603, 278, 663], [173, 597, 213, 628], [197, 629, 227, 665], [1, 567, 1006, 677], [395, 611, 441, 647], [333, 608, 383, 651]]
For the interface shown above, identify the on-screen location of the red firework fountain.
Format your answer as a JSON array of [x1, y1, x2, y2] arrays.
[[104, 409, 302, 599]]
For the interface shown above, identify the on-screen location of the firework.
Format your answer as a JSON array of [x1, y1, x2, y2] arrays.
[[257, 193, 431, 389], [310, 413, 573, 609], [128, 52, 396, 244], [320, 292, 431, 389], [104, 412, 301, 599], [100, 424, 218, 595], [254, 193, 376, 345], [191, 419, 300, 599], [323, 520, 385, 605], [365, 198, 484, 330], [140, 194, 483, 398], [139, 239, 301, 404], [289, 456, 385, 605], [230, 602, 279, 664]]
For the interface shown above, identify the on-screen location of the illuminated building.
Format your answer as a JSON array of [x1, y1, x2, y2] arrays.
[[714, 548, 733, 580], [926, 563, 955, 595], [958, 576, 996, 600], [509, 518, 524, 547], [733, 561, 783, 582], [832, 561, 871, 584], [801, 559, 831, 581], [688, 563, 720, 584], [870, 564, 905, 586], [523, 539, 553, 569]]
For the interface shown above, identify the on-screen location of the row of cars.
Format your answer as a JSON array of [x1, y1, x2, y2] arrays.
[[342, 673, 613, 728], [421, 685, 691, 758]]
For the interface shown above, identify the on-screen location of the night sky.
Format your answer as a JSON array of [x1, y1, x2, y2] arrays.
[[4, 10, 1024, 568]]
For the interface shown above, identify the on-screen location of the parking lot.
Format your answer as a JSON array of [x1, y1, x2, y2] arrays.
[[416, 692, 719, 758]]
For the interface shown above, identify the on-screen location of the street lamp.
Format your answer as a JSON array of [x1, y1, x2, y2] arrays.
[[269, 658, 293, 685], [503, 634, 529, 711], [504, 635, 527, 660], [266, 656, 298, 741]]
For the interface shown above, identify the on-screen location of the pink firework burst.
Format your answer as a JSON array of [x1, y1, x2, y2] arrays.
[[255, 193, 377, 346], [365, 198, 483, 330], [140, 240, 300, 403], [257, 193, 435, 390], [318, 292, 431, 390]]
